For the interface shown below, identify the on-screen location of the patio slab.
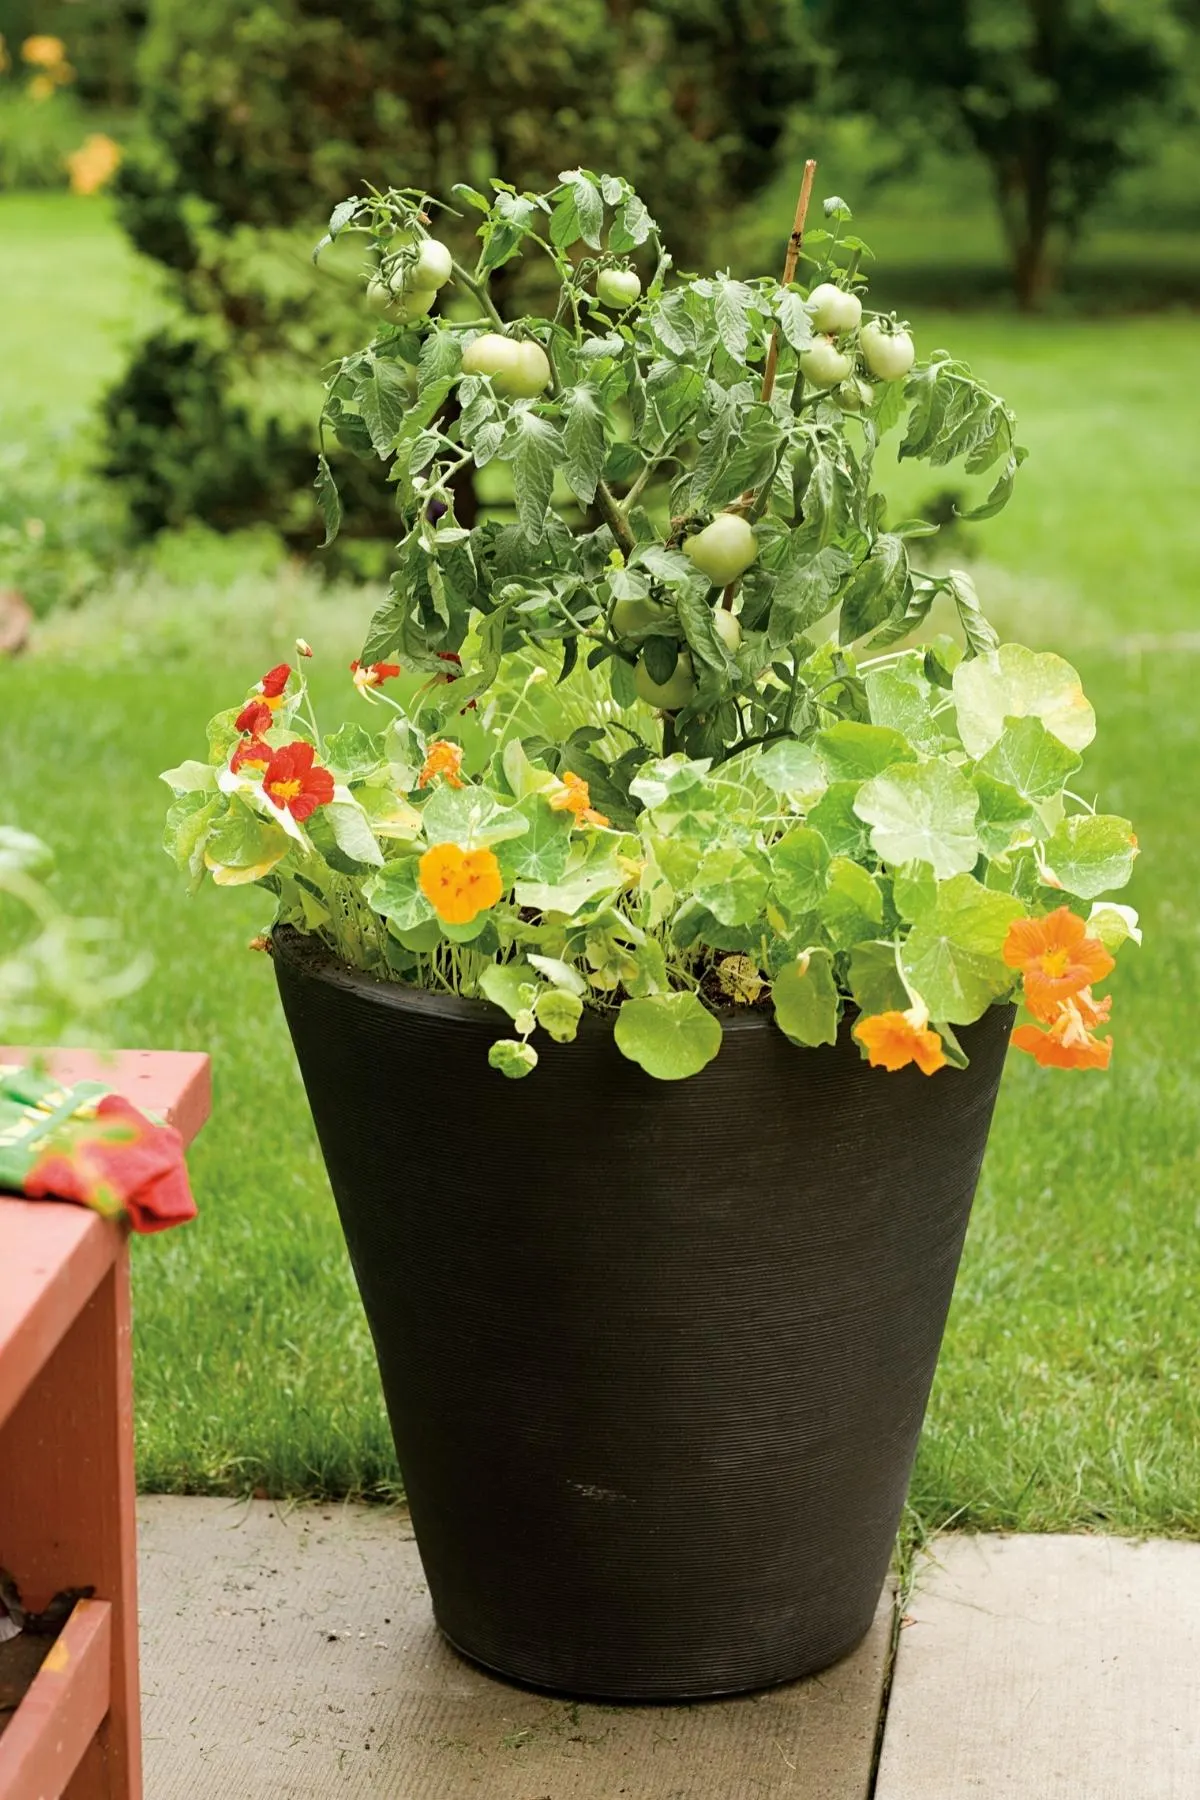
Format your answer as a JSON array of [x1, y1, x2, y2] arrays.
[[875, 1532, 1200, 1800], [137, 1496, 893, 1799]]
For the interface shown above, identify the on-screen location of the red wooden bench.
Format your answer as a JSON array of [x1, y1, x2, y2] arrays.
[[0, 1049, 210, 1800]]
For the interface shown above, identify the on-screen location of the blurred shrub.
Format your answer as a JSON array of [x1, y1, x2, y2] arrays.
[[104, 0, 816, 554]]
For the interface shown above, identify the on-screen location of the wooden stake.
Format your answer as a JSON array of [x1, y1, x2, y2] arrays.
[[760, 158, 817, 405], [718, 160, 818, 610]]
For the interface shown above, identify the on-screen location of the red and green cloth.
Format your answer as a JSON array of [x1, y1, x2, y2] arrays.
[[0, 1064, 196, 1233]]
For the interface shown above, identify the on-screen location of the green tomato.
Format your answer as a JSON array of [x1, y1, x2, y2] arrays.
[[860, 321, 915, 382], [612, 596, 671, 639], [806, 282, 862, 335], [712, 607, 742, 652], [502, 340, 553, 399], [635, 650, 697, 711], [596, 267, 642, 310], [409, 237, 454, 289], [366, 275, 438, 322], [460, 333, 551, 398], [460, 332, 518, 380], [836, 376, 876, 414], [682, 514, 758, 588], [799, 336, 853, 389]]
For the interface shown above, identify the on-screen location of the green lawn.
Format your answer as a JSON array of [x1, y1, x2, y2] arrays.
[[2, 196, 1198, 1532]]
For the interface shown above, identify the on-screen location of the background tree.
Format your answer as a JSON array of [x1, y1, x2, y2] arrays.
[[823, 0, 1195, 308], [103, 0, 815, 552]]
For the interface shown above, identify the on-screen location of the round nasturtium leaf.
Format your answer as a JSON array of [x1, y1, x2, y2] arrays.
[[853, 762, 980, 879], [614, 992, 722, 1080], [952, 645, 1096, 758]]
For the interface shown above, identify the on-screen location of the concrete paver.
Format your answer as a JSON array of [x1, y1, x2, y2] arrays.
[[138, 1496, 892, 1799], [875, 1533, 1200, 1800]]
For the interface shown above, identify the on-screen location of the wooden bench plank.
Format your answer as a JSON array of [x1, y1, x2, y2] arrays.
[[0, 1048, 212, 1148], [0, 1599, 112, 1800]]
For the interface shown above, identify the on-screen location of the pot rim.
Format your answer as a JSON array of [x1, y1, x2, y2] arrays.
[[271, 922, 778, 1038], [272, 925, 1016, 1046]]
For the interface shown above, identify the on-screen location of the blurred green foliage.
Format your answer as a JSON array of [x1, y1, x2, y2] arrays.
[[823, 0, 1198, 307], [101, 0, 816, 552]]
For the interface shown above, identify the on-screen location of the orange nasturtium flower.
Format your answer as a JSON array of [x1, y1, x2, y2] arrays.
[[261, 741, 334, 822], [22, 35, 67, 69], [1011, 988, 1113, 1070], [549, 770, 610, 829], [1003, 907, 1114, 1022], [855, 1010, 947, 1077], [419, 843, 503, 924], [230, 734, 272, 773], [66, 133, 121, 196], [255, 662, 292, 709], [418, 739, 464, 789]]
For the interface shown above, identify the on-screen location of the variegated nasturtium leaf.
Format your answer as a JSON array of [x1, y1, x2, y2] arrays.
[[363, 856, 434, 931], [755, 739, 827, 805], [1042, 814, 1138, 899], [972, 773, 1037, 859], [479, 961, 539, 1020], [816, 721, 916, 782], [953, 645, 1096, 758], [203, 802, 289, 887], [694, 844, 770, 927], [899, 874, 1024, 1023], [420, 784, 529, 848], [853, 762, 980, 879], [614, 992, 722, 1080], [864, 655, 951, 756], [1087, 902, 1141, 952], [535, 988, 584, 1042], [975, 715, 1081, 802], [772, 948, 839, 1047], [807, 782, 873, 860]]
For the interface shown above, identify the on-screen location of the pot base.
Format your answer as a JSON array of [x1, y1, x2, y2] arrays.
[[435, 1609, 878, 1704]]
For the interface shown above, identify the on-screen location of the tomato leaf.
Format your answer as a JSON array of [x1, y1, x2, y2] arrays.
[[501, 410, 563, 543], [560, 384, 607, 506], [314, 453, 342, 548]]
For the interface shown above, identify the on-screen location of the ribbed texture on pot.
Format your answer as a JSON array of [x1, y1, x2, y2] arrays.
[[274, 928, 1013, 1701]]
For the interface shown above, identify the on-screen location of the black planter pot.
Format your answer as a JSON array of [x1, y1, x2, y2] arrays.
[[274, 927, 1013, 1701]]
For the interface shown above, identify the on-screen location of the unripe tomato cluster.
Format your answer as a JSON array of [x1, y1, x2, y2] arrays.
[[798, 281, 916, 398], [366, 231, 455, 323]]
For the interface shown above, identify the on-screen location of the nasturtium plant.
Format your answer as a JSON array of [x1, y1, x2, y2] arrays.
[[165, 169, 1140, 1079]]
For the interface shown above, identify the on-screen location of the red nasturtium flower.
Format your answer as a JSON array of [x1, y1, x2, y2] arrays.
[[855, 1010, 947, 1077], [256, 662, 292, 709], [235, 699, 273, 737], [418, 739, 465, 788], [230, 735, 272, 773], [25, 1096, 197, 1234], [231, 699, 274, 772], [550, 770, 610, 829], [1003, 907, 1114, 1022], [350, 658, 401, 696], [418, 843, 503, 924], [1011, 988, 1113, 1070], [262, 741, 334, 822]]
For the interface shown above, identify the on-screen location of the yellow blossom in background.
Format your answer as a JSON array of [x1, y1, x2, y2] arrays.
[[27, 73, 56, 101], [66, 134, 122, 196], [21, 35, 67, 69]]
